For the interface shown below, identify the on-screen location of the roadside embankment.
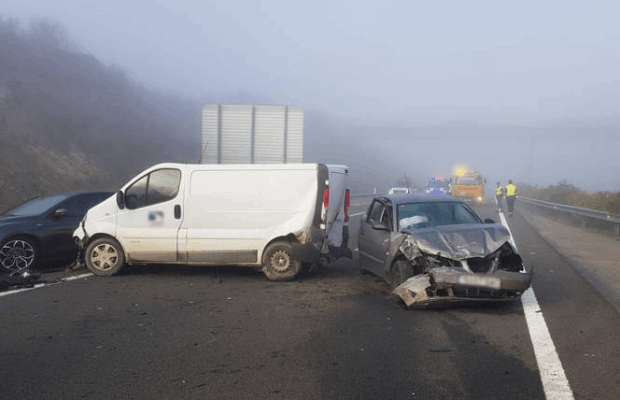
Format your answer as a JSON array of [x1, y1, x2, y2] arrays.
[[517, 205, 620, 314]]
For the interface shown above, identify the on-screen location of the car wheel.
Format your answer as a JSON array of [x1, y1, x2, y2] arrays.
[[262, 241, 301, 281], [0, 237, 38, 273], [84, 237, 125, 276], [390, 259, 414, 289]]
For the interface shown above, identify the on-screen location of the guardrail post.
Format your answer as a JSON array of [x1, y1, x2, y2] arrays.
[[615, 223, 620, 238]]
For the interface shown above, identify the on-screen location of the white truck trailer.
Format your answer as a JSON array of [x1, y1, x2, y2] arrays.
[[201, 105, 303, 164]]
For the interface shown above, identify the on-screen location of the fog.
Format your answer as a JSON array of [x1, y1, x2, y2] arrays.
[[4, 0, 620, 192]]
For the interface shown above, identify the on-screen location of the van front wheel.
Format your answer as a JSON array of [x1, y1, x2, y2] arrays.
[[262, 241, 301, 281], [84, 237, 125, 276]]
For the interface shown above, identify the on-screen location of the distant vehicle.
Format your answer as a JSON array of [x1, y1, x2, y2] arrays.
[[0, 192, 113, 273], [357, 194, 532, 308], [74, 163, 351, 281], [388, 187, 410, 194], [449, 171, 486, 204], [425, 178, 449, 195]]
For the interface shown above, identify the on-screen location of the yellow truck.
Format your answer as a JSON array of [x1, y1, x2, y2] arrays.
[[449, 171, 486, 205]]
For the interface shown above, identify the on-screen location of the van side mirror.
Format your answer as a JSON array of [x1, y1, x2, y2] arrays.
[[116, 191, 125, 210]]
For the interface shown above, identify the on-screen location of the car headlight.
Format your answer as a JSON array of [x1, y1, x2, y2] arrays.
[[477, 197, 482, 201]]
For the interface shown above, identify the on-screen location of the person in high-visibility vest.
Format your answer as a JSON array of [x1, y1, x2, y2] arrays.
[[505, 180, 518, 216], [495, 182, 505, 211]]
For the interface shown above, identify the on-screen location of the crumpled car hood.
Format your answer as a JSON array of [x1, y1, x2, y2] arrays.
[[400, 223, 512, 260]]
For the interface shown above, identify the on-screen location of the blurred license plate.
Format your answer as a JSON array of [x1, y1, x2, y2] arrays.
[[458, 275, 501, 289]]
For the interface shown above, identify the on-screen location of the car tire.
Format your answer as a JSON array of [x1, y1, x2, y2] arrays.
[[262, 241, 301, 281], [390, 259, 414, 289], [0, 236, 38, 273], [84, 237, 125, 276]]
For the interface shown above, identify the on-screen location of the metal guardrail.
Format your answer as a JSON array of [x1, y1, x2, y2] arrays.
[[518, 197, 620, 237]]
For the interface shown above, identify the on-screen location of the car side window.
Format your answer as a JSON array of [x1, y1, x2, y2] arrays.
[[125, 169, 181, 210], [368, 201, 390, 228], [381, 207, 391, 224], [61, 198, 86, 216]]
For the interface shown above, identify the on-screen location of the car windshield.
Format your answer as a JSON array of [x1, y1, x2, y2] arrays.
[[397, 201, 480, 230], [2, 194, 72, 216], [455, 176, 482, 185]]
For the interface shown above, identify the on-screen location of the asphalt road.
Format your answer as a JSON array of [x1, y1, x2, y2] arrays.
[[1, 197, 619, 399]]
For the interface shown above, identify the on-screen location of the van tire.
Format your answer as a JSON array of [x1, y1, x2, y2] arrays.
[[262, 241, 301, 281], [84, 237, 125, 276]]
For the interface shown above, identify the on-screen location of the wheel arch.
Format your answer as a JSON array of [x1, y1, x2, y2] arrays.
[[261, 234, 300, 263], [389, 253, 421, 275]]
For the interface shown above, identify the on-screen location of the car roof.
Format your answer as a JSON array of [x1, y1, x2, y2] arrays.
[[49, 191, 114, 200], [375, 193, 465, 205]]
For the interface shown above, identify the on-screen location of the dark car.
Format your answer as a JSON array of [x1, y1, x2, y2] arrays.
[[0, 192, 113, 273], [357, 194, 533, 308]]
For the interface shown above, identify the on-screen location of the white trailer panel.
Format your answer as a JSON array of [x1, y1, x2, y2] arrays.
[[201, 104, 303, 164]]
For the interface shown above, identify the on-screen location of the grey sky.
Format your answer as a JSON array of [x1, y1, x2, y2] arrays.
[[4, 0, 620, 190]]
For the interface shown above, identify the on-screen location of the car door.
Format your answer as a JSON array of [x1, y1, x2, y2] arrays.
[[37, 196, 85, 259], [41, 193, 113, 259], [116, 168, 184, 263], [358, 200, 392, 279]]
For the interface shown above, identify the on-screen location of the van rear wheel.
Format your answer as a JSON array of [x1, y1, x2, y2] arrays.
[[84, 237, 125, 276], [262, 241, 301, 281]]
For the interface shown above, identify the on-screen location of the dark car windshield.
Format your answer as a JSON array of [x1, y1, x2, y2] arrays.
[[398, 201, 481, 230], [2, 194, 73, 216]]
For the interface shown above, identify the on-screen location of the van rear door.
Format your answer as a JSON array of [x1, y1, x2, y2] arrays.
[[325, 165, 349, 248]]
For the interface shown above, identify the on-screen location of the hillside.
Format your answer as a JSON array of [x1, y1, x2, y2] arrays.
[[0, 18, 202, 210]]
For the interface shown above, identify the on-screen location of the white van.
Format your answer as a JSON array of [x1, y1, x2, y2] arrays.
[[73, 163, 351, 281]]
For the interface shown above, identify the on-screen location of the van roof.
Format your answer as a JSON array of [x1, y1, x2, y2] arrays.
[[144, 163, 333, 172]]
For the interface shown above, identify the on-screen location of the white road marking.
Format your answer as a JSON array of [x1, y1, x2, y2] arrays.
[[0, 272, 94, 297], [499, 211, 574, 400], [350, 212, 365, 217]]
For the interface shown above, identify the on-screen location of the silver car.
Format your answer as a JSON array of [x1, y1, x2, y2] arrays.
[[357, 194, 533, 308]]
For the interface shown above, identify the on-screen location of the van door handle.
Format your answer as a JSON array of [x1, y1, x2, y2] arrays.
[[174, 205, 181, 219]]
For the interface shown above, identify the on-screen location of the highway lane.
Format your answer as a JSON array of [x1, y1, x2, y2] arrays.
[[0, 196, 619, 399]]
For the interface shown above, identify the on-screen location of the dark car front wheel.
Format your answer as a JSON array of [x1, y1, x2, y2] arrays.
[[0, 237, 38, 273], [84, 237, 125, 276]]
